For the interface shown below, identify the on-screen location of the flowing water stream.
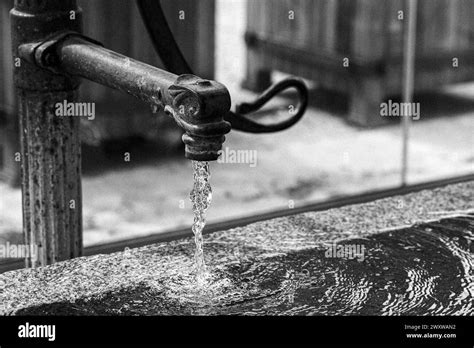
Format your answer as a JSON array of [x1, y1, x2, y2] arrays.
[[189, 160, 212, 285]]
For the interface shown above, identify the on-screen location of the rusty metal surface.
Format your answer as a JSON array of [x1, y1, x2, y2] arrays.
[[11, 0, 83, 266], [18, 33, 231, 161], [11, 0, 81, 92], [17, 91, 83, 266]]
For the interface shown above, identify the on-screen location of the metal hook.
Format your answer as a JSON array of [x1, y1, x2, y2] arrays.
[[231, 77, 308, 133], [136, 0, 308, 133]]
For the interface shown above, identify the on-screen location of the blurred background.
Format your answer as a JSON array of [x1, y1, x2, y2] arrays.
[[1, 0, 473, 248]]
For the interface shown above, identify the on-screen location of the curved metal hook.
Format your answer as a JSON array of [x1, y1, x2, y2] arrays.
[[231, 77, 308, 133], [136, 0, 308, 133]]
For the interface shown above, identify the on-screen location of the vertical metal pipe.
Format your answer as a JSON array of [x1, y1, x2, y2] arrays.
[[401, 0, 417, 186], [11, 0, 83, 267]]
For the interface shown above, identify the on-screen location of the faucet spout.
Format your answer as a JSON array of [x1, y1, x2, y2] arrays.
[[166, 74, 231, 161], [18, 32, 231, 161]]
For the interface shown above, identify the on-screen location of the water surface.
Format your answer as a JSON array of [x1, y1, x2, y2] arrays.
[[16, 214, 473, 315]]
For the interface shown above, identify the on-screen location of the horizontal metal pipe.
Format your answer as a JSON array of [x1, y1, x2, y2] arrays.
[[56, 36, 177, 106], [19, 34, 232, 161]]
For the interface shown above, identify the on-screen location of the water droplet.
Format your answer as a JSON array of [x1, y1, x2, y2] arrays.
[[301, 269, 310, 277]]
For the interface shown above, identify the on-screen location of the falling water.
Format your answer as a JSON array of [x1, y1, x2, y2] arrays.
[[189, 160, 212, 285]]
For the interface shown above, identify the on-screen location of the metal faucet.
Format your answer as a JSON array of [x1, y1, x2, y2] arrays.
[[17, 32, 232, 161], [11, 0, 308, 266]]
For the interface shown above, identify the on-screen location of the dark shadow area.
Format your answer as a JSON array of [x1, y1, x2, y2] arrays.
[[81, 137, 185, 177]]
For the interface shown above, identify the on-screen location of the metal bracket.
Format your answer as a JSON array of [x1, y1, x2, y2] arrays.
[[18, 31, 104, 74]]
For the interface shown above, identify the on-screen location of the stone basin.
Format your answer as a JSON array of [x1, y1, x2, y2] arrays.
[[0, 182, 472, 315]]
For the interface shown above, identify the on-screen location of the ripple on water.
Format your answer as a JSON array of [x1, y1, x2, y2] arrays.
[[12, 215, 474, 316]]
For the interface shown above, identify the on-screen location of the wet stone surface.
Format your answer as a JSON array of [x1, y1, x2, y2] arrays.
[[0, 182, 473, 316]]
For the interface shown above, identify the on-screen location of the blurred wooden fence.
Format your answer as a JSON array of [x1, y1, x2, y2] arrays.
[[244, 0, 474, 126]]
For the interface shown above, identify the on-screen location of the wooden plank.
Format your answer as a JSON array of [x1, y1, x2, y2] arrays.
[[0, 0, 14, 112], [244, 0, 273, 91], [457, 0, 474, 49], [335, 0, 356, 55], [195, 0, 216, 79], [0, 1, 6, 110], [0, 0, 19, 186], [386, 0, 404, 58], [297, 0, 313, 49], [323, 0, 338, 53], [352, 0, 386, 60], [418, 0, 448, 53], [310, 0, 321, 52]]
